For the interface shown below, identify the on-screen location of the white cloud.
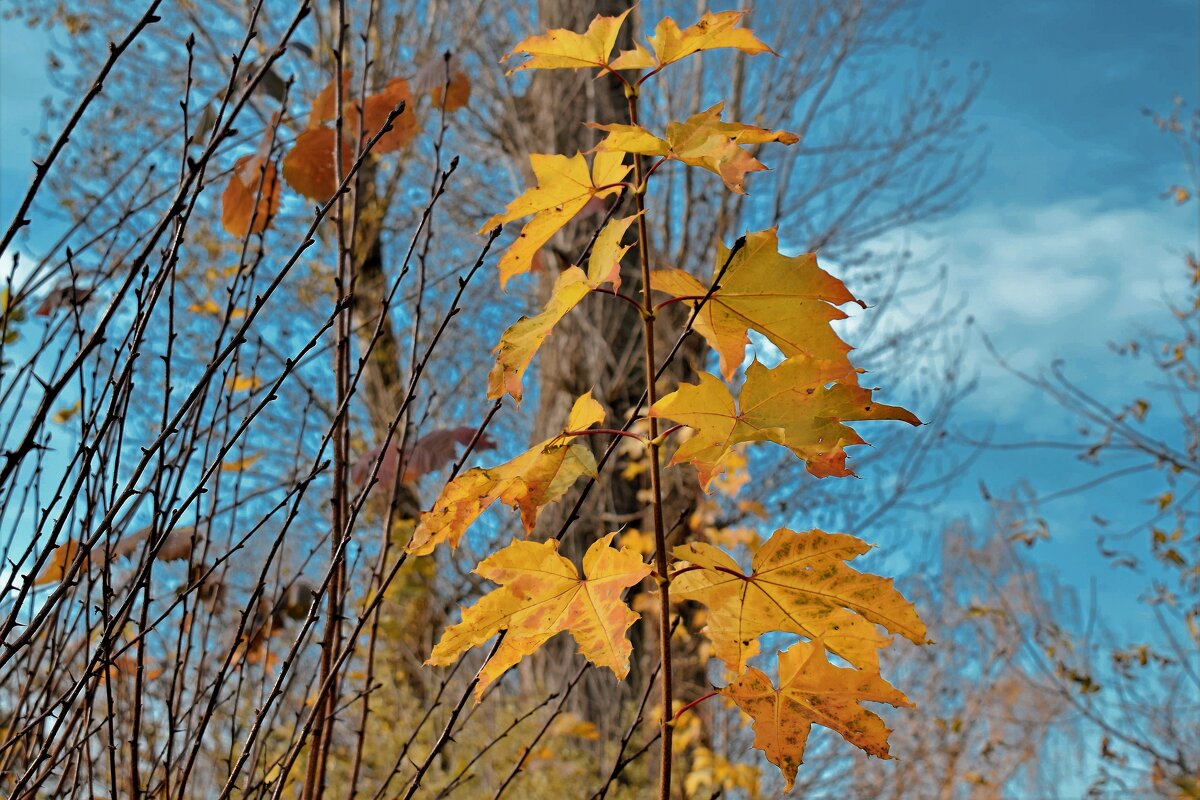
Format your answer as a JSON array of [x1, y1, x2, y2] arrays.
[[876, 198, 1195, 423], [944, 200, 1188, 330]]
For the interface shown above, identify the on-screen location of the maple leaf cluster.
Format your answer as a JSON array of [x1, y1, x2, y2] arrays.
[[392, 8, 930, 793]]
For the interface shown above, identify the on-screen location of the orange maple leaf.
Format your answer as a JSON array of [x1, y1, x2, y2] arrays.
[[651, 359, 920, 489], [672, 528, 927, 672], [427, 533, 651, 700], [651, 228, 857, 381], [220, 154, 281, 237], [406, 393, 605, 555], [723, 639, 912, 790], [281, 128, 353, 202]]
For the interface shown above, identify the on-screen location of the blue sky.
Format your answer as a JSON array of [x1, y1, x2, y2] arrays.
[[2, 2, 1197, 627]]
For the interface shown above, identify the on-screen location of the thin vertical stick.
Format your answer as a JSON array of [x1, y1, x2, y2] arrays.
[[625, 86, 674, 800], [304, 1, 353, 796]]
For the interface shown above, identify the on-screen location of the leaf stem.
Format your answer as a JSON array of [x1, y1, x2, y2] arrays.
[[671, 691, 718, 723], [653, 294, 709, 311], [591, 287, 646, 314], [564, 427, 645, 444]]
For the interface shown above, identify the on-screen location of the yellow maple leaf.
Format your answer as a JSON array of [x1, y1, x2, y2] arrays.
[[650, 228, 857, 381], [502, 8, 634, 74], [482, 152, 629, 288], [610, 10, 774, 71], [226, 374, 261, 393], [188, 299, 223, 316], [221, 452, 262, 473], [52, 400, 82, 424], [549, 712, 601, 740], [427, 533, 651, 700], [35, 539, 83, 585], [592, 104, 797, 193], [488, 214, 638, 400], [406, 393, 605, 555], [618, 527, 656, 557], [672, 528, 927, 673], [651, 359, 920, 489], [722, 639, 912, 790], [706, 445, 750, 496]]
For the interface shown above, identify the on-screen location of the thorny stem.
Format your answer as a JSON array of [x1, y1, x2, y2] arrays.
[[0, 1, 163, 258], [627, 88, 675, 800], [303, 1, 352, 795], [400, 634, 508, 800]]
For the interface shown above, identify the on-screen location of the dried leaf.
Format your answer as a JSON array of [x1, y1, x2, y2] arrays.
[[221, 453, 262, 473], [431, 70, 471, 111], [52, 400, 82, 424], [221, 154, 280, 236], [281, 128, 353, 202], [350, 427, 498, 489]]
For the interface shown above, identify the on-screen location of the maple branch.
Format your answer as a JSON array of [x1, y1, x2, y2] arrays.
[[642, 156, 669, 184], [594, 180, 638, 194], [665, 563, 745, 582], [597, 63, 634, 92], [655, 423, 684, 441], [591, 616, 678, 800], [627, 86, 675, 800], [551, 236, 747, 546], [653, 294, 708, 311]]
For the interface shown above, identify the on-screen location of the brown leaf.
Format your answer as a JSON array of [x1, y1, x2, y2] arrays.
[[281, 128, 353, 201], [221, 154, 281, 236]]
